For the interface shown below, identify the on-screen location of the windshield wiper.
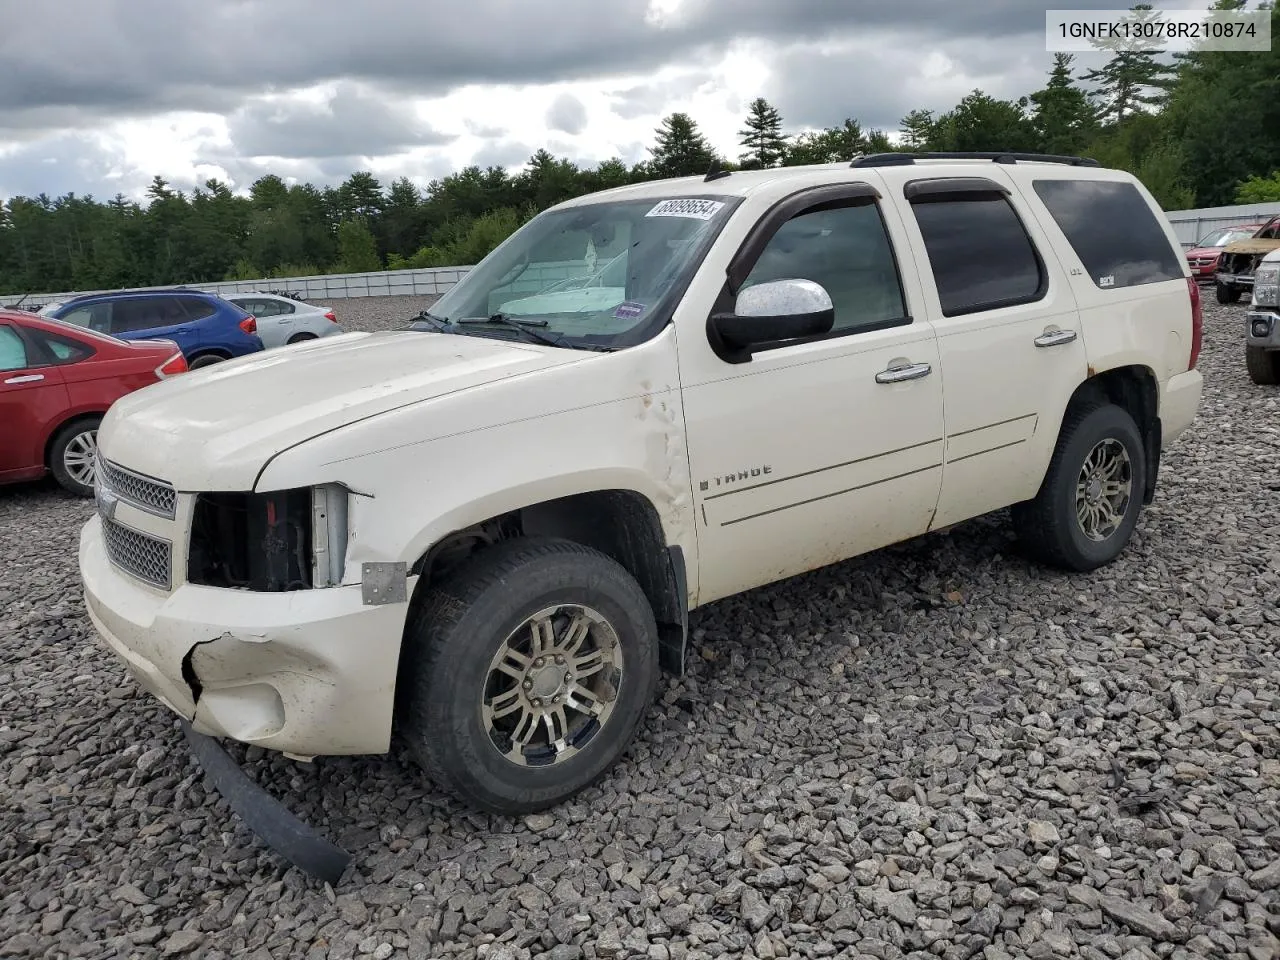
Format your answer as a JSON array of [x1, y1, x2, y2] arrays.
[[407, 310, 458, 333], [455, 313, 573, 348]]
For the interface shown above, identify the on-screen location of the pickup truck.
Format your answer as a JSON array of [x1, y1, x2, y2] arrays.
[[79, 152, 1203, 866], [1215, 214, 1280, 304]]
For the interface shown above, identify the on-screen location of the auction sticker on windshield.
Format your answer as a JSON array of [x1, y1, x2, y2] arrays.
[[614, 301, 646, 320], [646, 199, 725, 220]]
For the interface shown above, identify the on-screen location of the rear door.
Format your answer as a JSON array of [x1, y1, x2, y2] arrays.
[[175, 295, 222, 351], [1018, 174, 1191, 388], [884, 170, 1088, 529], [0, 322, 69, 480], [109, 296, 196, 352]]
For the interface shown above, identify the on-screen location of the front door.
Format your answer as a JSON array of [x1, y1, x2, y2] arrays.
[[676, 183, 946, 605], [0, 322, 69, 481]]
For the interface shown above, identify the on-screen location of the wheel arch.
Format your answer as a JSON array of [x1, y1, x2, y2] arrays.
[[1060, 364, 1161, 504], [403, 487, 690, 677], [188, 348, 232, 364], [43, 410, 105, 470]]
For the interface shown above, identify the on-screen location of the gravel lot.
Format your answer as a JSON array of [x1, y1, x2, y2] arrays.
[[2, 294, 1278, 960]]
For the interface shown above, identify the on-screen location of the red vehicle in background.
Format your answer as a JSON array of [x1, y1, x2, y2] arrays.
[[0, 309, 187, 497], [1185, 223, 1268, 280]]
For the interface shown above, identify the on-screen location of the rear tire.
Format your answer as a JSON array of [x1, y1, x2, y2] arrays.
[[1246, 345, 1280, 385], [398, 536, 660, 815], [188, 354, 225, 369], [1011, 402, 1146, 572], [1216, 281, 1241, 305], [49, 417, 102, 497], [287, 333, 317, 345]]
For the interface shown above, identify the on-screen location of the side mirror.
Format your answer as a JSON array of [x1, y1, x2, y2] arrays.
[[710, 278, 835, 349]]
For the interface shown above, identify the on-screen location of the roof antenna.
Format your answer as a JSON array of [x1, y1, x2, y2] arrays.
[[704, 160, 731, 182]]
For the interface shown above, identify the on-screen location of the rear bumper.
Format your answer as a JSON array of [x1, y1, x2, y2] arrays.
[[80, 515, 412, 757], [1160, 369, 1204, 446]]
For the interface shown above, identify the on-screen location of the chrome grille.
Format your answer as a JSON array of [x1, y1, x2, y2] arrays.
[[98, 456, 176, 518], [103, 519, 172, 590]]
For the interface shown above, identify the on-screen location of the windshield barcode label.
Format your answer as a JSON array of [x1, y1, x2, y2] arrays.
[[646, 199, 725, 220]]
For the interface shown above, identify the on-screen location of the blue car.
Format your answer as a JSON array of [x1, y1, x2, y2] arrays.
[[39, 289, 264, 369]]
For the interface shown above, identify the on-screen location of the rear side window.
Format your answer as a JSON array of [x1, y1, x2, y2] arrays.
[[179, 296, 217, 321], [59, 303, 110, 333], [909, 195, 1045, 316], [31, 328, 93, 364], [1031, 179, 1183, 289]]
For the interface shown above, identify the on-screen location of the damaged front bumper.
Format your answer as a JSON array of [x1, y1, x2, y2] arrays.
[[79, 515, 413, 757]]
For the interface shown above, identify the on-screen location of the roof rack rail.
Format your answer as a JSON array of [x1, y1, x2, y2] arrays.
[[704, 160, 731, 182], [851, 152, 1100, 168]]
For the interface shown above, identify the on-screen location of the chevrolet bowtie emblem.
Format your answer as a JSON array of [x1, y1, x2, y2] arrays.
[[96, 482, 119, 522]]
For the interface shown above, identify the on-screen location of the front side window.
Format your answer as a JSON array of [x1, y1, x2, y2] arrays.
[[911, 195, 1044, 316], [1032, 179, 1183, 289], [426, 195, 738, 349], [739, 201, 908, 336], [0, 326, 29, 371]]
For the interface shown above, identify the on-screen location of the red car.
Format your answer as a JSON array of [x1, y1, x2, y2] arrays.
[[0, 309, 187, 497], [1185, 223, 1268, 280]]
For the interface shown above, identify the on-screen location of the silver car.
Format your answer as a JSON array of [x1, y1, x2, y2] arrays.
[[224, 293, 343, 349]]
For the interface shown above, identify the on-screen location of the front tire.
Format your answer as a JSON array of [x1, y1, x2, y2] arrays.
[[49, 418, 101, 497], [188, 354, 225, 369], [1011, 403, 1146, 572], [1216, 281, 1241, 305], [1246, 345, 1280, 385], [398, 537, 660, 815]]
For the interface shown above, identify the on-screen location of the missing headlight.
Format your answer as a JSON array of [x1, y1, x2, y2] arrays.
[[189, 488, 314, 591]]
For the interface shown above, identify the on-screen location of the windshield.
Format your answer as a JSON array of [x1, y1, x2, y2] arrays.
[[425, 195, 738, 349], [1197, 229, 1253, 247]]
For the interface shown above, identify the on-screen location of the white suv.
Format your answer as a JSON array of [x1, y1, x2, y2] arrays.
[[81, 153, 1204, 824], [1246, 247, 1280, 384]]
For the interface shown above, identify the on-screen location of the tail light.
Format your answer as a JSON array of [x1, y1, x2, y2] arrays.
[[324, 310, 337, 323], [240, 315, 257, 335], [155, 352, 187, 378], [1187, 277, 1203, 370]]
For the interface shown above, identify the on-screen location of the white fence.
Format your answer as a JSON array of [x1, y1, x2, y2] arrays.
[[6, 260, 613, 311], [1165, 201, 1280, 247]]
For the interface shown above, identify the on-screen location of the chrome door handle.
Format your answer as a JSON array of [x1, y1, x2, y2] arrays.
[[876, 362, 932, 384], [4, 374, 44, 384], [1034, 329, 1078, 348]]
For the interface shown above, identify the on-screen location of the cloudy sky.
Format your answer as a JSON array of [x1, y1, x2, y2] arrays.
[[0, 0, 1211, 202]]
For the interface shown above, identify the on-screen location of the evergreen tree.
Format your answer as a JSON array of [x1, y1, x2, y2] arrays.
[[1030, 53, 1096, 155], [649, 113, 719, 178], [898, 109, 936, 150], [738, 98, 788, 167], [1080, 3, 1176, 123]]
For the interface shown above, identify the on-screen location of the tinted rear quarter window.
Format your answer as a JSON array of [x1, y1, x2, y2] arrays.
[[1031, 179, 1183, 289], [179, 296, 218, 321], [32, 328, 94, 364], [910, 195, 1045, 316]]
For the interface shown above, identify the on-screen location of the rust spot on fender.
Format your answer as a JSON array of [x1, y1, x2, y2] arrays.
[[1087, 364, 1096, 377]]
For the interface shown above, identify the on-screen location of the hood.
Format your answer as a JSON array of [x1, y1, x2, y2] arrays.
[[98, 329, 585, 491], [1223, 238, 1280, 256], [1185, 246, 1224, 258]]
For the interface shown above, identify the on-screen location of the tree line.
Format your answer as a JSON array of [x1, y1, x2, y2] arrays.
[[2, 1, 1278, 298]]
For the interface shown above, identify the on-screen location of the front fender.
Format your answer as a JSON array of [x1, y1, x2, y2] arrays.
[[253, 330, 701, 601]]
